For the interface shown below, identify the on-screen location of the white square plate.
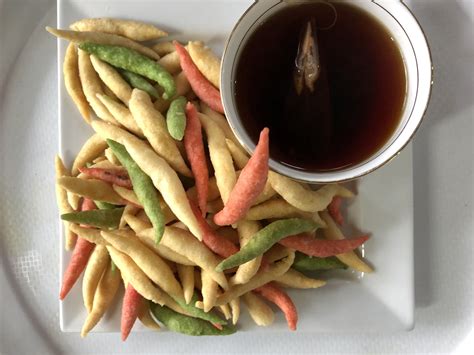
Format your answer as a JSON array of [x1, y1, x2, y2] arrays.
[[58, 0, 414, 333]]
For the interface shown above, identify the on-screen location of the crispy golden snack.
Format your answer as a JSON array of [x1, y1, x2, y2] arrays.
[[230, 297, 240, 325], [177, 264, 195, 304], [55, 156, 77, 250], [46, 27, 160, 60], [63, 43, 90, 122], [112, 184, 141, 206], [138, 226, 227, 289], [101, 231, 183, 300], [231, 220, 262, 285], [69, 224, 106, 245], [77, 50, 117, 124], [119, 204, 140, 229], [152, 41, 176, 56], [245, 199, 326, 227], [104, 147, 121, 165], [97, 94, 145, 138], [320, 211, 373, 273], [91, 120, 202, 240], [81, 260, 121, 337], [126, 215, 195, 266], [174, 71, 191, 97], [201, 270, 218, 312], [107, 246, 171, 305], [70, 18, 168, 41], [275, 269, 326, 289], [129, 89, 192, 177], [90, 55, 132, 105], [200, 103, 239, 146], [72, 133, 108, 175], [242, 292, 274, 326], [188, 41, 221, 89], [199, 113, 236, 203], [82, 245, 109, 312], [269, 172, 354, 212], [157, 50, 181, 75], [57, 176, 124, 204], [215, 250, 295, 306]]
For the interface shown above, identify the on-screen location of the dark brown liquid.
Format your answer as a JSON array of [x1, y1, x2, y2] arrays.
[[234, 2, 407, 171]]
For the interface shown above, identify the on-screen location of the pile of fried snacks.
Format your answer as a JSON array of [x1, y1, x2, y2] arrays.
[[50, 18, 372, 339]]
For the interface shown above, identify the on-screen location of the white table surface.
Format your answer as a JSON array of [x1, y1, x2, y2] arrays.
[[0, 0, 473, 354]]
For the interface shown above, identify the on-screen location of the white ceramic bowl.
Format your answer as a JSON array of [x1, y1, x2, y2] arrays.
[[221, 0, 433, 183]]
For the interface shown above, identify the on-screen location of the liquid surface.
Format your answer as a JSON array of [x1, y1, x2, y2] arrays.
[[234, 2, 407, 171]]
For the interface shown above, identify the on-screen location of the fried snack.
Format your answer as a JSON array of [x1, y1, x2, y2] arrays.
[[246, 199, 326, 226], [55, 156, 77, 250], [242, 292, 274, 327], [60, 238, 95, 300], [101, 231, 183, 299], [63, 43, 90, 122], [57, 176, 124, 204], [230, 297, 240, 325], [217, 218, 317, 272], [90, 55, 132, 105], [268, 172, 354, 212], [214, 128, 269, 226], [152, 41, 176, 56], [61, 207, 124, 229], [70, 18, 168, 41], [129, 89, 192, 177], [97, 94, 145, 138], [105, 147, 121, 165], [320, 211, 373, 272], [275, 269, 326, 289], [107, 246, 168, 305], [199, 113, 236, 204], [201, 103, 239, 146], [174, 71, 191, 97], [46, 27, 160, 60], [174, 41, 223, 113], [78, 166, 131, 188], [184, 103, 208, 215], [231, 220, 262, 285], [79, 43, 175, 99], [81, 259, 121, 337], [125, 215, 194, 266], [72, 133, 108, 175], [255, 283, 297, 331], [201, 270, 218, 312], [69, 224, 106, 245], [121, 284, 142, 340], [138, 226, 227, 289], [112, 184, 141, 206], [187, 41, 221, 89], [177, 264, 195, 304], [216, 250, 295, 306], [82, 245, 109, 312], [166, 96, 187, 141], [119, 69, 159, 99], [157, 50, 181, 75], [119, 204, 140, 229], [91, 120, 202, 240], [77, 49, 117, 123]]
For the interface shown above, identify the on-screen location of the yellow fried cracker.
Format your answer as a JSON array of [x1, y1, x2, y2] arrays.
[[188, 41, 221, 88], [70, 18, 167, 41], [231, 220, 262, 285], [275, 268, 326, 289], [242, 292, 274, 327], [46, 27, 160, 60], [72, 133, 108, 175], [129, 89, 192, 177], [82, 245, 109, 312], [57, 176, 124, 204], [97, 94, 143, 137], [63, 43, 90, 122], [90, 55, 132, 105]]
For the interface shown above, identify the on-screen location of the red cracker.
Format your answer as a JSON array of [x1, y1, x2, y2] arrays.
[[121, 284, 142, 341], [173, 41, 224, 114], [328, 196, 344, 225], [79, 167, 132, 189], [214, 128, 269, 226], [255, 283, 298, 331], [184, 102, 209, 216]]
